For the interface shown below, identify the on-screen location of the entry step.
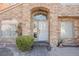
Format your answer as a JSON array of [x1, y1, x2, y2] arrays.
[[33, 41, 50, 46], [32, 41, 51, 51]]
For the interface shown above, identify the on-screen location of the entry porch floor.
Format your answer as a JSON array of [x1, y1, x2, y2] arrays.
[[0, 46, 79, 56]]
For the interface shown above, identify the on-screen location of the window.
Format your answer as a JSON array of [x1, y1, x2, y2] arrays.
[[32, 7, 48, 21], [33, 14, 47, 21], [1, 20, 17, 38], [60, 21, 74, 39], [1, 24, 17, 38]]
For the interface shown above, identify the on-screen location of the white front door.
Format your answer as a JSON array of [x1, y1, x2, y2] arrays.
[[32, 13, 48, 41], [37, 21, 48, 41]]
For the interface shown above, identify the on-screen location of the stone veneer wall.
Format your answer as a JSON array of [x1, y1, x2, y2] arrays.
[[0, 3, 79, 47], [74, 19, 79, 44]]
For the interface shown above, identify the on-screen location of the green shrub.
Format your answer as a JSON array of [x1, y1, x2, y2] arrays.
[[16, 35, 34, 52]]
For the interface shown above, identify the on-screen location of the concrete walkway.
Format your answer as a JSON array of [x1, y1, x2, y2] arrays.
[[51, 47, 79, 56], [0, 47, 13, 56], [0, 46, 79, 56]]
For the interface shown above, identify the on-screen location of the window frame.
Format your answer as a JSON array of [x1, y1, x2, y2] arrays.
[[1, 20, 18, 38]]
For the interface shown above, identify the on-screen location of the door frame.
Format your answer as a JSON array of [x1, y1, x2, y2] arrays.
[[31, 12, 50, 43]]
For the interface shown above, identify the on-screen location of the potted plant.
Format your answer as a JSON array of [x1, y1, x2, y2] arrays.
[[57, 39, 63, 47]]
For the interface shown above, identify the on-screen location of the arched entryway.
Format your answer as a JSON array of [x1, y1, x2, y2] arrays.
[[31, 7, 49, 42]]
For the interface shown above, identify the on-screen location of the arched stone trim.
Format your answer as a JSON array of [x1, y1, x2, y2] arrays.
[[31, 7, 50, 19], [31, 7, 49, 14]]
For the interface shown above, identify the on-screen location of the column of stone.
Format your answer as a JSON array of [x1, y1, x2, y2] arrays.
[[22, 4, 31, 36], [50, 13, 59, 47]]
